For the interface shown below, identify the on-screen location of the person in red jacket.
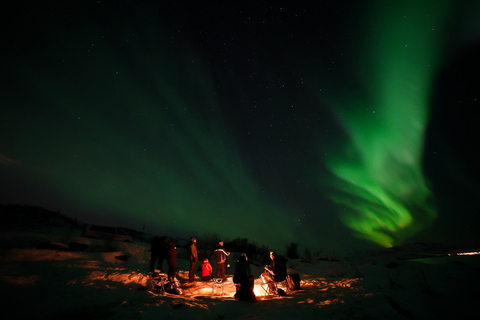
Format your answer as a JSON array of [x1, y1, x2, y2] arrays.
[[201, 258, 213, 281]]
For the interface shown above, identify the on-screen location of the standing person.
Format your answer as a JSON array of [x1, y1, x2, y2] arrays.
[[233, 253, 251, 283], [201, 258, 213, 281], [167, 240, 177, 283], [214, 240, 230, 281], [150, 236, 166, 273], [188, 237, 198, 283]]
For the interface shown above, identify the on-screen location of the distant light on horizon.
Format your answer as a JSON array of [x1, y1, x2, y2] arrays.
[[451, 252, 480, 256]]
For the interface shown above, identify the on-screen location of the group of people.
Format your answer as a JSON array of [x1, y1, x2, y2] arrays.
[[150, 237, 232, 284], [150, 236, 286, 301], [150, 236, 179, 283], [232, 250, 286, 301]]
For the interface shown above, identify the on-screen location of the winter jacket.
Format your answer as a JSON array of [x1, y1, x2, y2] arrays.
[[234, 256, 251, 278], [272, 255, 287, 281], [214, 245, 229, 264], [151, 236, 166, 257], [189, 242, 198, 262], [167, 241, 177, 267], [202, 261, 213, 277]]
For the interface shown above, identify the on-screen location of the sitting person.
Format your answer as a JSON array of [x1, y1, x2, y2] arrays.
[[261, 251, 287, 294], [233, 253, 256, 302], [201, 258, 213, 281]]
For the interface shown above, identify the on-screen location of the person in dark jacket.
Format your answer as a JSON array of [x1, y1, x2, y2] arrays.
[[150, 236, 166, 273], [233, 254, 256, 302], [188, 237, 198, 283], [167, 240, 177, 283], [233, 253, 251, 283], [214, 241, 230, 281]]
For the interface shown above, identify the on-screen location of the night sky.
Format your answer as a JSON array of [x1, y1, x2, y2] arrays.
[[2, 1, 480, 252]]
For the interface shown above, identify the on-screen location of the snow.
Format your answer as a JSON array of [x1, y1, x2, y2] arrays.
[[1, 226, 479, 319]]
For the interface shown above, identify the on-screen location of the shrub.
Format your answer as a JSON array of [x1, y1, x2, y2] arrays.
[[286, 242, 299, 259]]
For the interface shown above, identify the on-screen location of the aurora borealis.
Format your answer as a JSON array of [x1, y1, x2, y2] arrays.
[[323, 1, 447, 247], [2, 1, 480, 252]]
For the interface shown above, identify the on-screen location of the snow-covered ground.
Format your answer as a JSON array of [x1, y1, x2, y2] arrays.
[[1, 225, 479, 320]]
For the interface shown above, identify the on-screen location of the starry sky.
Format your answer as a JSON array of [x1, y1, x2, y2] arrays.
[[2, 1, 480, 252]]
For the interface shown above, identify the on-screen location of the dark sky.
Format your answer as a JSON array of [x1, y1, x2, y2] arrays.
[[2, 1, 480, 253]]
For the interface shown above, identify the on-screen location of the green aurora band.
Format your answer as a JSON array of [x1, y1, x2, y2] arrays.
[[324, 1, 449, 247], [4, 24, 297, 248]]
